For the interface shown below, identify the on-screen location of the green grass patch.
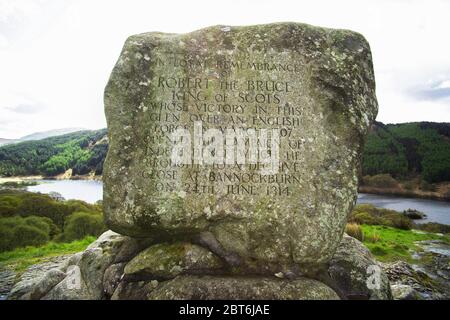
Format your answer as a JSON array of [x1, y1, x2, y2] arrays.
[[0, 236, 95, 273], [361, 224, 449, 262]]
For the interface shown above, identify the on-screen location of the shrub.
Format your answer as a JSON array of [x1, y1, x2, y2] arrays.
[[0, 195, 22, 217], [349, 211, 379, 225], [62, 212, 106, 242], [0, 225, 14, 251], [0, 215, 59, 237], [345, 223, 364, 241], [0, 215, 61, 252], [350, 204, 414, 230], [380, 213, 413, 230], [17, 194, 71, 227], [0, 190, 102, 228], [13, 225, 49, 248], [24, 216, 60, 238], [420, 180, 436, 192], [416, 222, 450, 234], [402, 181, 415, 191], [0, 216, 24, 229], [363, 174, 399, 188], [23, 216, 51, 234], [352, 204, 378, 214], [0, 190, 103, 252]]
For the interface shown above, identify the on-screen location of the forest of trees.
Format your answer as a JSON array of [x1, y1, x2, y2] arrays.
[[0, 122, 449, 183], [0, 129, 107, 177], [362, 122, 450, 183]]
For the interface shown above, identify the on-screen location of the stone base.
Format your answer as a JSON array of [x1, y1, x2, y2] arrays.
[[113, 275, 339, 300], [7, 231, 392, 300]]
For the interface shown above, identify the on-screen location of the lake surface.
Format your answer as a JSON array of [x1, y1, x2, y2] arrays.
[[27, 180, 103, 204], [25, 180, 449, 225], [357, 193, 450, 226]]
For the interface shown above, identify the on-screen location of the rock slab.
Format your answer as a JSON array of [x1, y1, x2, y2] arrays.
[[104, 22, 378, 272], [8, 230, 393, 300]]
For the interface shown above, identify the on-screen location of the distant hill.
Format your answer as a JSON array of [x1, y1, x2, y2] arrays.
[[20, 128, 86, 141], [0, 138, 17, 146], [0, 129, 107, 177], [0, 128, 85, 146], [0, 122, 449, 183]]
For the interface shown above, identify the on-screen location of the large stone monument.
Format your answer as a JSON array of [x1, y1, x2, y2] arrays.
[[104, 22, 377, 274], [10, 23, 392, 300]]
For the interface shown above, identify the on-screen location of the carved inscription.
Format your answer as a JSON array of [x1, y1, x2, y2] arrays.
[[140, 52, 307, 197]]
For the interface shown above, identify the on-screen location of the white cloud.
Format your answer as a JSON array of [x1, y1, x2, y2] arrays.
[[0, 0, 449, 137], [0, 0, 40, 22], [0, 33, 9, 48], [436, 80, 450, 90]]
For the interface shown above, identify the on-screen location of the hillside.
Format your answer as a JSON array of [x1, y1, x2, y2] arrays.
[[0, 139, 17, 146], [19, 128, 86, 142], [0, 128, 86, 147], [0, 122, 449, 184], [0, 129, 107, 177], [362, 122, 450, 183]]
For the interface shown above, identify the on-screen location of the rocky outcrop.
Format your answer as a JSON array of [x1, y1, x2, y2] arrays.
[[403, 209, 426, 220], [7, 255, 72, 300], [382, 260, 449, 300], [7, 231, 150, 300], [0, 269, 16, 300], [380, 239, 450, 300], [146, 276, 339, 300], [390, 284, 423, 300], [328, 234, 392, 300], [8, 230, 392, 300]]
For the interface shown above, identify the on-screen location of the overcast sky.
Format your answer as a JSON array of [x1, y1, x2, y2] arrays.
[[0, 0, 449, 138]]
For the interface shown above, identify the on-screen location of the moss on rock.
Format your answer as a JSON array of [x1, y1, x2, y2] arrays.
[[124, 242, 224, 279]]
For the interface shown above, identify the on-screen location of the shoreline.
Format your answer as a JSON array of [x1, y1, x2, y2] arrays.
[[358, 186, 450, 203], [0, 174, 102, 183], [0, 175, 44, 183], [2, 176, 449, 202]]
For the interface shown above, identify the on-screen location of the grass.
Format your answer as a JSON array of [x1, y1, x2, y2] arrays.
[[0, 236, 95, 273], [360, 224, 449, 263]]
